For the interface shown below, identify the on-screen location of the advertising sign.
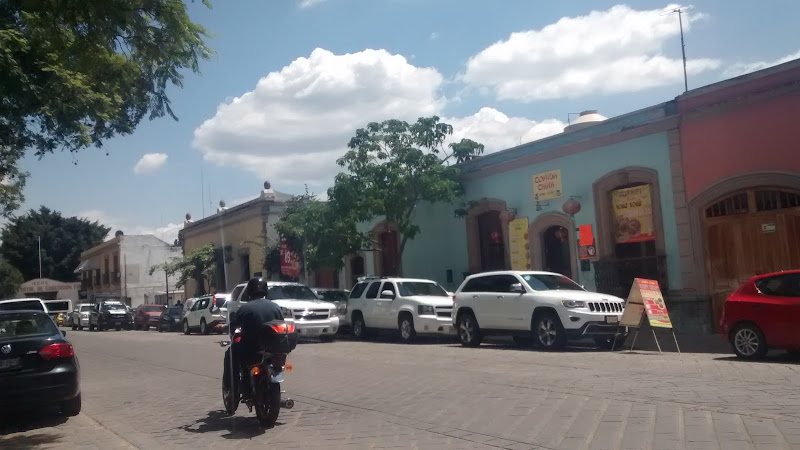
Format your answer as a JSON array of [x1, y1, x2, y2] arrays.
[[508, 217, 530, 270], [532, 169, 563, 202], [612, 185, 655, 243], [578, 224, 596, 261], [279, 238, 300, 278], [620, 278, 673, 328]]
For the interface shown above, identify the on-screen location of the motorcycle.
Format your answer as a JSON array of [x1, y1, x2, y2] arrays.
[[220, 321, 297, 427]]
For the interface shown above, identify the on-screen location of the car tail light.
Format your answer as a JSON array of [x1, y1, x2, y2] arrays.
[[270, 323, 296, 333], [233, 335, 242, 343], [39, 343, 74, 360]]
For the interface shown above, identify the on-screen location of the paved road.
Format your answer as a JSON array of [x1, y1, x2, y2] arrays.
[[2, 328, 800, 449]]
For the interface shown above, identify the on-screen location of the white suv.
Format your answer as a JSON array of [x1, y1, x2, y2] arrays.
[[453, 271, 626, 350], [347, 277, 455, 343], [182, 295, 227, 335], [227, 281, 339, 342]]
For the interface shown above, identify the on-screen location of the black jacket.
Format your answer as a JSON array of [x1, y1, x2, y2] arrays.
[[231, 298, 284, 352]]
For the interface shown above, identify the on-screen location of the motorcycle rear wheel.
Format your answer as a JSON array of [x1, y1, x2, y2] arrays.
[[254, 377, 281, 428]]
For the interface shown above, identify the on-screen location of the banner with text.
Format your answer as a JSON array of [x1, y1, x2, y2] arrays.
[[619, 278, 673, 328], [279, 238, 301, 279], [612, 184, 655, 244], [509, 217, 530, 270], [532, 169, 563, 202]]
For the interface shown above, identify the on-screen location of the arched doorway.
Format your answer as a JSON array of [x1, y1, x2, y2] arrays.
[[477, 210, 506, 271], [542, 226, 573, 278], [702, 187, 800, 327], [529, 212, 578, 279]]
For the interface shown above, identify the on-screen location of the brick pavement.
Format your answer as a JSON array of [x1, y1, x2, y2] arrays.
[[2, 329, 800, 449]]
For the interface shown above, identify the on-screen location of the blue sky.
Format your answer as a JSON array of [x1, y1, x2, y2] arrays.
[[14, 0, 800, 243]]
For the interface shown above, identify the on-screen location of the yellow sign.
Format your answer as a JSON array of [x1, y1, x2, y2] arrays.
[[612, 185, 655, 244], [532, 169, 563, 202], [619, 278, 673, 328], [508, 217, 530, 270]]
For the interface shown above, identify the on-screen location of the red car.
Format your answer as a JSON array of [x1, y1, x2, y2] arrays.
[[719, 270, 800, 359], [134, 304, 167, 331]]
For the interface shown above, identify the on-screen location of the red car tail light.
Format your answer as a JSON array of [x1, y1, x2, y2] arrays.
[[39, 343, 75, 360]]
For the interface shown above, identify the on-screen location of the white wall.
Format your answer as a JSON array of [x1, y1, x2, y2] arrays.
[[120, 236, 183, 308]]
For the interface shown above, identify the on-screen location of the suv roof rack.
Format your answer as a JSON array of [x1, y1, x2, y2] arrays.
[[357, 275, 388, 282]]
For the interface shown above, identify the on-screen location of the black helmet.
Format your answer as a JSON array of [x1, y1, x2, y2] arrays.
[[244, 277, 269, 301]]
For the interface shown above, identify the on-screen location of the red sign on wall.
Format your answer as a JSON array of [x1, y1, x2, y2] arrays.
[[279, 238, 300, 279]]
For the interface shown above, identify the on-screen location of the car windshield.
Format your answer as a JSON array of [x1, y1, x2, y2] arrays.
[[102, 303, 126, 311], [80, 305, 92, 312], [0, 300, 44, 311], [167, 307, 183, 316], [316, 291, 349, 302], [397, 282, 449, 297], [0, 312, 58, 339], [143, 305, 165, 312], [214, 296, 228, 308], [266, 285, 318, 301], [521, 274, 585, 291]]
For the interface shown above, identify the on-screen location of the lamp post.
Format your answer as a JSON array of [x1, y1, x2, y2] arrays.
[[218, 200, 229, 293]]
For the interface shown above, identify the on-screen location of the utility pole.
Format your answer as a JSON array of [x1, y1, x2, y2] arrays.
[[666, 7, 690, 92], [38, 236, 42, 278]]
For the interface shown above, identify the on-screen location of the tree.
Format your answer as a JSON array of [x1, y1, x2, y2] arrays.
[[331, 116, 484, 261], [0, 261, 24, 298], [0, 207, 109, 281], [149, 244, 219, 297], [274, 193, 368, 274], [0, 0, 213, 216]]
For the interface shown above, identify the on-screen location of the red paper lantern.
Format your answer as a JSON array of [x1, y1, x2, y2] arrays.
[[490, 231, 501, 242], [562, 198, 582, 216]]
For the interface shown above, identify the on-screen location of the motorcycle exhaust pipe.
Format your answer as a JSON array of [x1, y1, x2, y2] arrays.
[[281, 398, 295, 409]]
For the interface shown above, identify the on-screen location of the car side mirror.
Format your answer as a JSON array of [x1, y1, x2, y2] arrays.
[[511, 283, 526, 294], [380, 290, 396, 299], [61, 330, 67, 337]]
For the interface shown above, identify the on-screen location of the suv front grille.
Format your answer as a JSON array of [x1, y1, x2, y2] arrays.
[[435, 307, 452, 318], [293, 309, 330, 321], [587, 302, 624, 313]]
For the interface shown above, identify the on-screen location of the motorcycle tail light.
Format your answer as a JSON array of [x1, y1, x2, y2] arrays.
[[250, 366, 262, 376], [233, 336, 242, 343], [285, 364, 293, 372], [270, 323, 296, 334], [39, 343, 74, 360]]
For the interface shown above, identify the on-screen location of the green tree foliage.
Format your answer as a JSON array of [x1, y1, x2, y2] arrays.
[[0, 260, 24, 298], [331, 116, 484, 259], [0, 0, 213, 216], [0, 207, 109, 281], [149, 243, 217, 297], [274, 193, 368, 272]]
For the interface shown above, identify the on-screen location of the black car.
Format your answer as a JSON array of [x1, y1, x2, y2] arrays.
[[0, 310, 81, 416], [89, 300, 132, 331], [157, 305, 185, 332]]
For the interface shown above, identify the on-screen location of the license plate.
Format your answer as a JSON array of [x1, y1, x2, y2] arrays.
[[304, 328, 320, 336], [605, 316, 619, 324], [0, 358, 21, 370], [115, 322, 122, 326]]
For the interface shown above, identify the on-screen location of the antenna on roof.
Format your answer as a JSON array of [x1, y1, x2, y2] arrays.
[[663, 6, 693, 92]]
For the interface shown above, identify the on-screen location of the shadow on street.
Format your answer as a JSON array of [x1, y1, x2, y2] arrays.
[[0, 408, 67, 448], [180, 410, 285, 439], [714, 352, 800, 365]]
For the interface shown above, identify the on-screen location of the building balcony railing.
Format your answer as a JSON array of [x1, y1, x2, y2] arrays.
[[592, 255, 668, 299]]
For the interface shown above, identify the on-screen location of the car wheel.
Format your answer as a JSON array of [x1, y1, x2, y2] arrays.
[[61, 393, 81, 417], [730, 323, 768, 359], [200, 318, 209, 335], [457, 312, 482, 347], [351, 314, 369, 340], [533, 312, 566, 351], [183, 320, 191, 335], [398, 314, 416, 343]]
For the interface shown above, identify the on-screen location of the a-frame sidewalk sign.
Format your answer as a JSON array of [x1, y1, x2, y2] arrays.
[[614, 278, 680, 354]]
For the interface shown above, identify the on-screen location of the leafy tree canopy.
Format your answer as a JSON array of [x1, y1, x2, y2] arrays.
[[0, 0, 213, 216], [0, 206, 109, 281], [0, 260, 24, 298], [150, 243, 217, 297], [330, 116, 484, 258], [275, 193, 368, 272]]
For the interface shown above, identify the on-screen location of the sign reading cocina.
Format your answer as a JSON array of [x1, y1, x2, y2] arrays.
[[532, 169, 563, 202], [611, 185, 655, 243]]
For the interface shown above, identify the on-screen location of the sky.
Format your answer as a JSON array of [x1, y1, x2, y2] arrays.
[[14, 0, 800, 245]]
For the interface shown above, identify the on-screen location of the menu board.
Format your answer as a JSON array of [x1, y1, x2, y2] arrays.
[[508, 217, 530, 270]]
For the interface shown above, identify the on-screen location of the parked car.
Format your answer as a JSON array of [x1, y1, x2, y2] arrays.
[[0, 298, 47, 312], [157, 305, 185, 332], [210, 293, 231, 333], [0, 310, 81, 416], [134, 304, 167, 330], [452, 271, 626, 350], [89, 299, 132, 331], [313, 288, 350, 327], [347, 277, 455, 343], [182, 295, 226, 335], [227, 281, 339, 341], [719, 270, 800, 359], [69, 303, 93, 330]]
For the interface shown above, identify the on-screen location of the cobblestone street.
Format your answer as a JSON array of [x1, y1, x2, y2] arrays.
[[2, 329, 800, 449]]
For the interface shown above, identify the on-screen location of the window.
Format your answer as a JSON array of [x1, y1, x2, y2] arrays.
[[397, 282, 448, 297], [350, 282, 368, 299], [0, 300, 45, 311], [80, 305, 92, 312], [756, 274, 800, 297], [0, 312, 58, 338], [521, 274, 585, 291], [485, 275, 521, 293], [365, 282, 381, 299], [380, 282, 396, 298], [143, 305, 166, 313], [239, 253, 251, 282], [102, 303, 125, 311], [231, 286, 245, 302], [265, 284, 318, 301], [113, 252, 119, 274], [317, 290, 349, 302], [462, 277, 489, 293], [755, 190, 800, 211], [706, 192, 749, 218]]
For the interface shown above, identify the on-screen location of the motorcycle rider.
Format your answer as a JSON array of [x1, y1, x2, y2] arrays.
[[223, 277, 285, 400]]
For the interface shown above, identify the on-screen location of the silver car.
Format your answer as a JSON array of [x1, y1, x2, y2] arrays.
[[313, 289, 350, 328]]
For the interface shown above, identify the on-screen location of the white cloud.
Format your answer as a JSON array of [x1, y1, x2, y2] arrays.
[[133, 153, 168, 175], [429, 32, 439, 41], [77, 209, 182, 245], [299, 0, 327, 9], [462, 4, 720, 101], [723, 49, 800, 78], [445, 108, 565, 154], [193, 48, 444, 189]]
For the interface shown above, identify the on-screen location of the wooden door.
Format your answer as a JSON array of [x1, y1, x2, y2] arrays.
[[706, 219, 751, 329]]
